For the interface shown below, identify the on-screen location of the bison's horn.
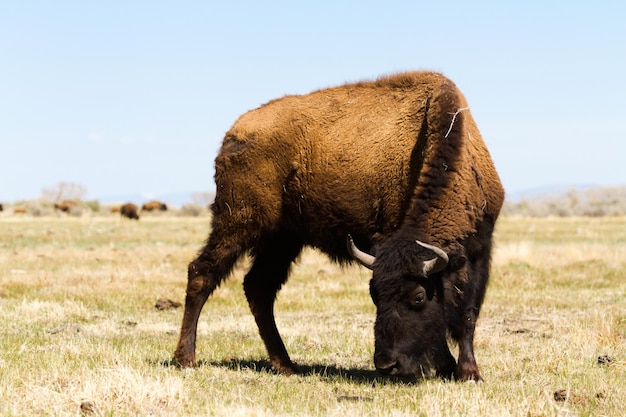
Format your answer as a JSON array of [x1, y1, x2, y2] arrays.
[[347, 235, 375, 270], [416, 240, 449, 276]]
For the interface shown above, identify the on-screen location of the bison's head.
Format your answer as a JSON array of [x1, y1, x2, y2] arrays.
[[348, 235, 456, 378]]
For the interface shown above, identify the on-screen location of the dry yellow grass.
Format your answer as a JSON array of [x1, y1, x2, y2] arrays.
[[0, 216, 624, 416]]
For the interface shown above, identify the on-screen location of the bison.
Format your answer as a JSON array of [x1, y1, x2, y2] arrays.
[[54, 200, 77, 213], [120, 203, 139, 220], [142, 200, 168, 211], [174, 71, 504, 381]]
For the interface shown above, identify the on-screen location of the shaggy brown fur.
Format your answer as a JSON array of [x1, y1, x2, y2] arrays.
[[120, 203, 139, 220], [53, 200, 77, 213], [142, 200, 168, 211], [175, 71, 504, 381]]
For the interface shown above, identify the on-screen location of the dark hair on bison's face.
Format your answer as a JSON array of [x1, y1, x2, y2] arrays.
[[371, 277, 450, 377], [350, 235, 460, 378]]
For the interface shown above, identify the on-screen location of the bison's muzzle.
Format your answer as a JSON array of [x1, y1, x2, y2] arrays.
[[374, 351, 420, 377]]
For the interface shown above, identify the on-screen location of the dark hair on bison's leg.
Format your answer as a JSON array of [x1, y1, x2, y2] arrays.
[[454, 261, 491, 381], [174, 231, 245, 368], [451, 221, 496, 382], [243, 232, 303, 375]]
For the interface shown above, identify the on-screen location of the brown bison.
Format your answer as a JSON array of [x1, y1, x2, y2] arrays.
[[142, 200, 167, 211], [174, 71, 504, 381], [54, 200, 77, 213], [120, 203, 139, 220]]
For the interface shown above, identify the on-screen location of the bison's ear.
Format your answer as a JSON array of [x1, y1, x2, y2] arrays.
[[448, 253, 467, 272], [416, 240, 449, 276]]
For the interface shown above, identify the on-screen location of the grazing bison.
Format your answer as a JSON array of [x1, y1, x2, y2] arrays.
[[174, 71, 504, 381], [142, 200, 168, 211], [54, 200, 77, 213], [120, 203, 139, 220]]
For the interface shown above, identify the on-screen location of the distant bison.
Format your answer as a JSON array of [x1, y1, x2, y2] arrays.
[[54, 200, 77, 213], [142, 200, 167, 211], [174, 71, 504, 382], [120, 203, 139, 220], [0, 203, 3, 212]]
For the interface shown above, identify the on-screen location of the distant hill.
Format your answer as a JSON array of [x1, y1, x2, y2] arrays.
[[505, 184, 600, 202], [503, 185, 626, 217]]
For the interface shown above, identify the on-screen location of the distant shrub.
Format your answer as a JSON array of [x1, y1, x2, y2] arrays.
[[30, 206, 45, 217], [178, 203, 206, 217], [84, 200, 100, 213], [191, 192, 215, 206], [68, 206, 84, 217]]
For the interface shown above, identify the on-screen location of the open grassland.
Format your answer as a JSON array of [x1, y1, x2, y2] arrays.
[[0, 215, 624, 416]]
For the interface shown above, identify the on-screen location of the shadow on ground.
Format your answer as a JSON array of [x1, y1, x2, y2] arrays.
[[161, 357, 422, 386]]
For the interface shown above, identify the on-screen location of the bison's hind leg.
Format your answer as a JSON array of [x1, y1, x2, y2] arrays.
[[174, 229, 247, 368], [243, 232, 303, 375]]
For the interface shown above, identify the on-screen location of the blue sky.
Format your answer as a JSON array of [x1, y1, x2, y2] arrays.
[[2, 1, 625, 203]]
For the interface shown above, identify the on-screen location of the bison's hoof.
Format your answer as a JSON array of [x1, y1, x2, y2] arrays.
[[174, 352, 197, 368], [176, 359, 197, 368], [272, 360, 298, 376], [279, 366, 298, 376], [455, 364, 483, 382], [435, 367, 456, 380]]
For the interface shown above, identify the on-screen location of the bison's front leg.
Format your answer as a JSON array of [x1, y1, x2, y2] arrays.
[[455, 307, 482, 381], [431, 337, 457, 380], [454, 245, 493, 382]]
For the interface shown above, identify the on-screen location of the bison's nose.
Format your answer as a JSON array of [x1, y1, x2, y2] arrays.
[[374, 353, 399, 376], [376, 362, 399, 376]]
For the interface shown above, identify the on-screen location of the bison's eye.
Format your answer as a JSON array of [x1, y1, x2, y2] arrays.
[[409, 287, 426, 310]]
